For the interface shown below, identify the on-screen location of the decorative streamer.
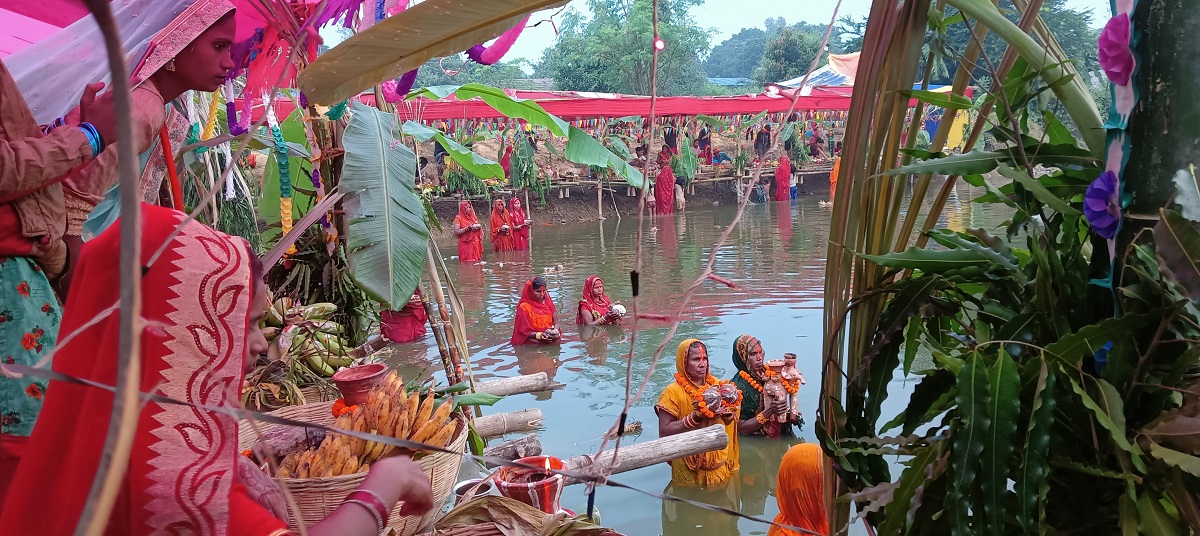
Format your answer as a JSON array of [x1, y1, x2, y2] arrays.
[[201, 91, 221, 141], [266, 96, 296, 255], [325, 100, 349, 120], [224, 80, 247, 136], [466, 15, 531, 65]]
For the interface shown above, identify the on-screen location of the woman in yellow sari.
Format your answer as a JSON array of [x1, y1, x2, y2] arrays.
[[655, 338, 740, 487]]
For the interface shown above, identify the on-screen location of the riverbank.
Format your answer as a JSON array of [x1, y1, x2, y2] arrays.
[[428, 171, 834, 234]]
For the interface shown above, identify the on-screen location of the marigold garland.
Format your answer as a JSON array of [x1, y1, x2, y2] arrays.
[[331, 398, 358, 418], [675, 373, 741, 419], [741, 370, 799, 395]]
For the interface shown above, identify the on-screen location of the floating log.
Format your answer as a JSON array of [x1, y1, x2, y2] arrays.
[[475, 373, 561, 397], [474, 408, 544, 439], [482, 434, 543, 467], [562, 424, 729, 485]]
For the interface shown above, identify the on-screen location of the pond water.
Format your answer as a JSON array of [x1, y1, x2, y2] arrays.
[[386, 181, 1005, 535]]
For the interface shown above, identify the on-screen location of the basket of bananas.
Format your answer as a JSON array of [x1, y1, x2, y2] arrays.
[[243, 298, 354, 410], [239, 370, 467, 535]]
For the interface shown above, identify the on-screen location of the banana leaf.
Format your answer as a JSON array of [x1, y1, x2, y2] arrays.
[[299, 0, 569, 105], [409, 83, 568, 136], [402, 121, 504, 180], [341, 101, 430, 309], [565, 126, 645, 188]]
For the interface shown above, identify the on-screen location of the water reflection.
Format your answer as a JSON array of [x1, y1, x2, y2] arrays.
[[387, 182, 1007, 536]]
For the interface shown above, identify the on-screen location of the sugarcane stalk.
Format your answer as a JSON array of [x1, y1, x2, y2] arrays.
[[424, 244, 464, 385]]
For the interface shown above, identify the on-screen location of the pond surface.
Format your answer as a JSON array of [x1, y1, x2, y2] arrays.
[[387, 181, 1004, 535]]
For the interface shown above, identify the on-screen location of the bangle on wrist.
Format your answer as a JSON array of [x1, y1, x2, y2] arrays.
[[345, 490, 389, 532], [755, 413, 768, 425], [77, 123, 104, 158]]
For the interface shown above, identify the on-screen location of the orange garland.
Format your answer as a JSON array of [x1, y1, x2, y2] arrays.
[[331, 398, 358, 418], [741, 370, 800, 394], [675, 373, 742, 419]]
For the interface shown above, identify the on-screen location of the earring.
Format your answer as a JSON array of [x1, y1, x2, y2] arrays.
[[164, 58, 176, 72]]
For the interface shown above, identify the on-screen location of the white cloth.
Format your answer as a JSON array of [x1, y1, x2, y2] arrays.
[[7, 0, 198, 124]]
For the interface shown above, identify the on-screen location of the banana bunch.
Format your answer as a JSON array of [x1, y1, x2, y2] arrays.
[[262, 297, 353, 377], [276, 371, 461, 479]]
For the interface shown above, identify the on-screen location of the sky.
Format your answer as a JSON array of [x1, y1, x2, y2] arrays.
[[501, 0, 1112, 67]]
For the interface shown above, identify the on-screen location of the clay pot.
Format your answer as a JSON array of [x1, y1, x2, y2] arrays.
[[331, 363, 388, 406]]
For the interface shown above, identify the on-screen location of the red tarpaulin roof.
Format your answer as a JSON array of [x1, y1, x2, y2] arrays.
[[237, 87, 855, 124]]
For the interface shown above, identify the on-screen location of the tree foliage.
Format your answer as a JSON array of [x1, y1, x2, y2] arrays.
[[535, 0, 710, 95], [754, 26, 827, 85], [704, 27, 768, 78], [412, 56, 536, 89]]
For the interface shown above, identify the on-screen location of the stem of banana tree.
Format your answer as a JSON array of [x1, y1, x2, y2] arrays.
[[944, 0, 1104, 158]]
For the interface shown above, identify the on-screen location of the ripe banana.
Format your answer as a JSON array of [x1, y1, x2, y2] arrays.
[[405, 390, 421, 431], [411, 399, 454, 444], [410, 391, 435, 435], [423, 423, 456, 450], [342, 454, 360, 476]]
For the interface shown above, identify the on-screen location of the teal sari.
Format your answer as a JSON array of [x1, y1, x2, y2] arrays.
[[728, 334, 796, 438]]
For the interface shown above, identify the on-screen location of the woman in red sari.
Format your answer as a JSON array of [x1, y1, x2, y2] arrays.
[[380, 290, 427, 344], [509, 197, 531, 251], [490, 198, 515, 252], [512, 277, 561, 345], [774, 153, 792, 201], [577, 275, 621, 326], [0, 204, 433, 535], [499, 145, 513, 180], [654, 150, 676, 215], [452, 201, 483, 262]]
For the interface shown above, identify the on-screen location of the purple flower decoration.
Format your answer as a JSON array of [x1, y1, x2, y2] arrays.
[[1084, 171, 1121, 239], [466, 44, 488, 64], [1098, 15, 1134, 86]]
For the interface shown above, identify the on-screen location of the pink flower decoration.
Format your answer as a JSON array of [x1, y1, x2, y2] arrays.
[[1098, 15, 1134, 86]]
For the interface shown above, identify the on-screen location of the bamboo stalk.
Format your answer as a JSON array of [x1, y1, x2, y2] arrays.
[[79, 1, 141, 534]]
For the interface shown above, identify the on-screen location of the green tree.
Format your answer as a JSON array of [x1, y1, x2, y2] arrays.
[[535, 0, 710, 95], [837, 15, 867, 52], [753, 27, 826, 85], [705, 27, 768, 78]]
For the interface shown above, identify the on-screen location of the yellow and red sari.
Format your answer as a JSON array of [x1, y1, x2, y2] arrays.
[[654, 339, 740, 487]]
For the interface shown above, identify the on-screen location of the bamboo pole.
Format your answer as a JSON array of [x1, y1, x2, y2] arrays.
[[474, 408, 544, 438], [77, 2, 141, 534], [563, 424, 728, 485], [475, 373, 560, 396]]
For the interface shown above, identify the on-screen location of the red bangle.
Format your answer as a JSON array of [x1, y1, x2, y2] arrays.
[[346, 489, 389, 527]]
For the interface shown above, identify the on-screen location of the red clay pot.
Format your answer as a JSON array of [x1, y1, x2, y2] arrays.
[[332, 363, 388, 406]]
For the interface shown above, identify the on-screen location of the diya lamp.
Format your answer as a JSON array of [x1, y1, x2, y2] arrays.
[[494, 455, 566, 514]]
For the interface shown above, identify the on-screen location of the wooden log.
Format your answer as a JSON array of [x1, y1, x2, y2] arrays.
[[475, 373, 560, 397], [482, 434, 543, 467], [562, 424, 728, 485], [474, 409, 544, 439]]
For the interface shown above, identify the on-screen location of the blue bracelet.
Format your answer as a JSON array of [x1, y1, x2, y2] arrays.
[[77, 123, 103, 158]]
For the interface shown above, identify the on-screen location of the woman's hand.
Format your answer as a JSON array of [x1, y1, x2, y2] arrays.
[[366, 456, 434, 516], [764, 398, 788, 419]]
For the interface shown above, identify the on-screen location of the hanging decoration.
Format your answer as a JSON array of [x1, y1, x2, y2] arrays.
[[465, 15, 531, 65]]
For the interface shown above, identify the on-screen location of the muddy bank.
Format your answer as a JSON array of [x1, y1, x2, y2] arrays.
[[427, 172, 833, 238]]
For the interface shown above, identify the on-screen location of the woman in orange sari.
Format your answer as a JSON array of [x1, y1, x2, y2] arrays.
[[452, 200, 483, 262], [769, 443, 829, 536], [511, 277, 560, 345], [828, 155, 842, 203], [509, 197, 531, 251], [655, 339, 740, 487], [0, 204, 434, 535], [489, 198, 515, 253]]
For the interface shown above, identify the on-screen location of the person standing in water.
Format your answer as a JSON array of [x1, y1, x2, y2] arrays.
[[509, 197, 531, 251]]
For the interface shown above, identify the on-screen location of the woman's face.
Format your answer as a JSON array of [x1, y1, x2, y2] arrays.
[[592, 279, 605, 298], [245, 280, 270, 372], [685, 343, 709, 382], [513, 198, 522, 211], [532, 284, 547, 301], [494, 199, 504, 210], [746, 340, 765, 375], [169, 14, 236, 93]]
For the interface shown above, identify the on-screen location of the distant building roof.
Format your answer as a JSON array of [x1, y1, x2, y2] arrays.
[[513, 78, 555, 91], [778, 65, 849, 88], [707, 77, 755, 87]]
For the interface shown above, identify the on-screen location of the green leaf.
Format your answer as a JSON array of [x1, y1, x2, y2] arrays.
[[859, 246, 995, 272], [467, 425, 486, 456], [564, 126, 645, 188], [903, 315, 922, 375], [1043, 313, 1154, 365], [436, 381, 472, 394], [1138, 492, 1183, 535], [1066, 374, 1146, 472], [409, 83, 569, 136], [1041, 111, 1075, 146], [901, 89, 975, 110], [401, 121, 504, 180], [996, 164, 1081, 216], [926, 229, 1026, 284], [948, 351, 991, 536], [884, 149, 1003, 177], [341, 101, 430, 309], [1016, 360, 1056, 534], [693, 114, 728, 128], [452, 392, 504, 408], [878, 446, 942, 536], [981, 351, 1020, 536], [1154, 208, 1200, 301], [1147, 442, 1200, 478]]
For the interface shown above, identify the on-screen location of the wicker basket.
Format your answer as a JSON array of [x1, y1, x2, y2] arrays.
[[238, 401, 468, 536]]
